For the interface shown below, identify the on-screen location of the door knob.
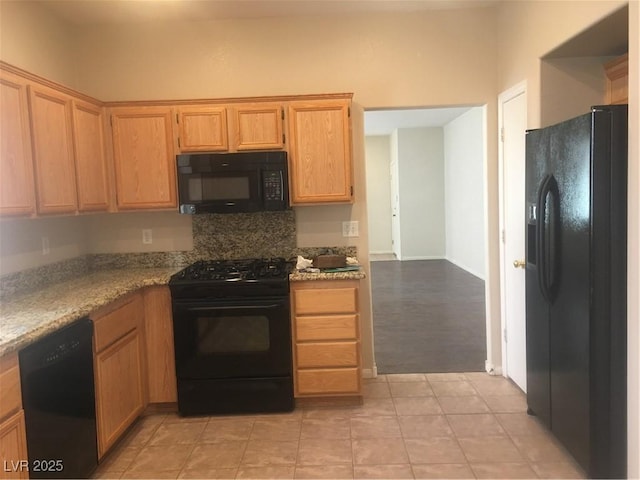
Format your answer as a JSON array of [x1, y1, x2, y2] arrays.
[[513, 259, 526, 269]]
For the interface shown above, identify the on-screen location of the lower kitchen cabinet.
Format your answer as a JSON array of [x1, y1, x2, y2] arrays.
[[0, 411, 28, 480], [92, 293, 146, 459], [290, 280, 361, 398], [143, 286, 177, 404], [0, 353, 28, 480]]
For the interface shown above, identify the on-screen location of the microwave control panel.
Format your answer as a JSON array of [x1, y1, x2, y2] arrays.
[[263, 171, 284, 201]]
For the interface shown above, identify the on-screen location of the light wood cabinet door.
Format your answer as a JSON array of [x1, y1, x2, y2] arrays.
[[0, 353, 21, 421], [288, 100, 353, 204], [177, 106, 228, 152], [94, 328, 146, 458], [604, 53, 628, 105], [144, 286, 177, 404], [92, 293, 146, 458], [0, 410, 28, 480], [232, 103, 284, 151], [0, 72, 35, 217], [111, 107, 177, 210], [0, 353, 27, 480], [28, 84, 77, 214], [72, 100, 111, 212]]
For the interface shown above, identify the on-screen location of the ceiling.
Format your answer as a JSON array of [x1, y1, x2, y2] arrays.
[[27, 0, 499, 25], [364, 107, 472, 136]]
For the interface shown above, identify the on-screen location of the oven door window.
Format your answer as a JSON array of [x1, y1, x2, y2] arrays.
[[173, 298, 291, 379], [196, 315, 269, 354]]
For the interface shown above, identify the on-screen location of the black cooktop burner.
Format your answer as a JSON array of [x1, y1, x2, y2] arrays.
[[170, 258, 291, 283]]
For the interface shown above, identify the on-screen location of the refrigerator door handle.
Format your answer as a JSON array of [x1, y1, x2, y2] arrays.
[[536, 174, 550, 301], [536, 174, 560, 303]]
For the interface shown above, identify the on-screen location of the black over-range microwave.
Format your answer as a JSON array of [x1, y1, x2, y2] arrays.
[[176, 151, 289, 214]]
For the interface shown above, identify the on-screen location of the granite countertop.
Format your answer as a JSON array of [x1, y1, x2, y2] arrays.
[[289, 268, 366, 281], [0, 267, 180, 357], [0, 264, 366, 358]]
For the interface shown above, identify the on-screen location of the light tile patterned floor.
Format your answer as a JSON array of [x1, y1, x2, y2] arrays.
[[93, 373, 585, 479]]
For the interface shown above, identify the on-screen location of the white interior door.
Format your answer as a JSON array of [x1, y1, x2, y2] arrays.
[[390, 157, 401, 260], [499, 85, 527, 391]]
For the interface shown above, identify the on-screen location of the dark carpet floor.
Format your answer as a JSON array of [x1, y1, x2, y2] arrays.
[[371, 259, 487, 374]]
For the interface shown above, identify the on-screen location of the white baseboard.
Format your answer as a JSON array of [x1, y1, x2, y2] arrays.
[[369, 253, 396, 262], [400, 255, 446, 261], [446, 257, 485, 280], [485, 360, 503, 376], [362, 366, 378, 378]]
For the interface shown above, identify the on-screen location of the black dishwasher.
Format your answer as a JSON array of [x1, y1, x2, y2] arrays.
[[19, 317, 98, 479]]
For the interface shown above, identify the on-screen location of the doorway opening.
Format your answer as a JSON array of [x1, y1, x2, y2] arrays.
[[364, 106, 488, 374]]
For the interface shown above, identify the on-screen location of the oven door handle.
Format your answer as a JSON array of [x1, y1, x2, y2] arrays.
[[185, 304, 282, 311]]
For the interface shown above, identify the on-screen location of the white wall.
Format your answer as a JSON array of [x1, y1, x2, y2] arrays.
[[365, 136, 393, 255], [540, 56, 610, 127], [397, 127, 445, 260], [0, 1, 78, 87], [444, 107, 486, 279], [0, 216, 87, 275], [84, 212, 193, 254]]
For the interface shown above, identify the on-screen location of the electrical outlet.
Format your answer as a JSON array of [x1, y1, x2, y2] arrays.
[[342, 221, 359, 237], [142, 229, 153, 244], [41, 236, 50, 255]]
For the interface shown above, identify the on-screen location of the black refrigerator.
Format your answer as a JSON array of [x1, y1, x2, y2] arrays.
[[525, 104, 627, 479]]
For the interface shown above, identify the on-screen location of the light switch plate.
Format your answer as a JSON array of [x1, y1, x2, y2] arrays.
[[142, 229, 153, 244], [342, 221, 359, 237], [41, 236, 50, 255]]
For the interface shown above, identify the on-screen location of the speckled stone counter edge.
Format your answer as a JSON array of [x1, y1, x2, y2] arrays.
[[289, 270, 366, 281]]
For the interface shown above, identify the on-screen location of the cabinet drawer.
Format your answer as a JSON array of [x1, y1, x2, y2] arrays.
[[296, 368, 359, 396], [294, 288, 357, 315], [296, 342, 358, 368], [0, 353, 21, 421], [295, 314, 358, 341], [93, 294, 143, 352]]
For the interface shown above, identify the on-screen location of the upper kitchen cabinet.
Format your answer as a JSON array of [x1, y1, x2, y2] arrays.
[[72, 100, 111, 212], [604, 53, 628, 105], [288, 98, 353, 204], [177, 106, 228, 152], [110, 106, 177, 210], [0, 71, 36, 217], [177, 102, 285, 152], [28, 84, 78, 214], [231, 103, 285, 151]]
